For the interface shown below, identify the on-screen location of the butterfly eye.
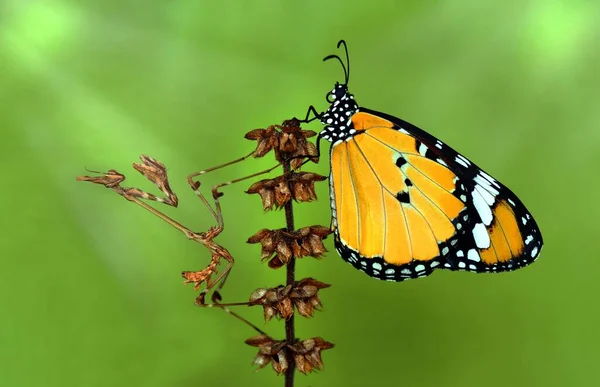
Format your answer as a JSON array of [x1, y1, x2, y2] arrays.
[[326, 91, 335, 103]]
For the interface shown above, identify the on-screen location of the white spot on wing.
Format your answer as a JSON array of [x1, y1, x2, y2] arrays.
[[468, 249, 481, 262], [457, 154, 471, 166], [475, 184, 496, 206], [455, 157, 469, 168], [525, 235, 534, 245], [419, 143, 428, 156], [415, 264, 425, 272], [472, 189, 493, 226], [372, 262, 382, 271], [480, 171, 500, 187], [472, 223, 491, 249], [531, 246, 539, 257]]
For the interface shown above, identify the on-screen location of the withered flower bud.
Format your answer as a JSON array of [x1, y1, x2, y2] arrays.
[[245, 126, 280, 158], [274, 178, 292, 208], [248, 278, 330, 321], [288, 337, 334, 374], [247, 226, 332, 268], [245, 335, 288, 375], [246, 172, 326, 211], [245, 120, 319, 167], [247, 229, 273, 259], [275, 238, 293, 264], [290, 278, 330, 318], [280, 119, 320, 168], [249, 285, 293, 321], [288, 172, 327, 203], [267, 256, 285, 269], [246, 176, 291, 211]]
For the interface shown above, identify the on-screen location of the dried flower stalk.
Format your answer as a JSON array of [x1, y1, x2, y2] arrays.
[[244, 118, 333, 386], [77, 118, 333, 387]]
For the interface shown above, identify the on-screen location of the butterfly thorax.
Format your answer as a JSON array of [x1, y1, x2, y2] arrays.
[[320, 83, 359, 143]]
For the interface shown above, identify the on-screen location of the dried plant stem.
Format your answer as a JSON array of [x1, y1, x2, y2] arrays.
[[78, 119, 333, 383], [282, 160, 296, 387]]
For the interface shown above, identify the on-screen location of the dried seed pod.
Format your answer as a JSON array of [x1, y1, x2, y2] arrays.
[[245, 126, 280, 158], [246, 179, 278, 210], [249, 285, 292, 321], [273, 178, 292, 208], [247, 172, 326, 211], [280, 119, 319, 168], [248, 278, 330, 321], [288, 337, 334, 374], [290, 278, 330, 318], [288, 172, 327, 202], [247, 226, 333, 268], [245, 120, 319, 166], [245, 335, 288, 374]]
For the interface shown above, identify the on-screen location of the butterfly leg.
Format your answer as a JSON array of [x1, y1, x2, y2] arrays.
[[296, 105, 322, 124], [289, 131, 323, 172]]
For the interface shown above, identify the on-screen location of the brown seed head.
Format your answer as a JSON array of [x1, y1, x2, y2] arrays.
[[246, 172, 327, 211], [247, 226, 332, 267], [245, 334, 333, 375], [244, 120, 319, 167], [288, 337, 334, 374], [245, 335, 288, 375], [288, 172, 327, 203], [245, 126, 280, 158], [248, 278, 330, 321]]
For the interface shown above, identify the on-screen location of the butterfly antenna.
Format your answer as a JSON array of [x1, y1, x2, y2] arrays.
[[323, 54, 348, 86], [337, 39, 350, 85]]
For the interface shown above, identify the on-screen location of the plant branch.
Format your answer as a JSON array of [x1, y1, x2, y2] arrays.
[[282, 160, 296, 387]]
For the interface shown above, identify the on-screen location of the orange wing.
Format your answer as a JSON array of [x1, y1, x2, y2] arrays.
[[328, 110, 543, 281]]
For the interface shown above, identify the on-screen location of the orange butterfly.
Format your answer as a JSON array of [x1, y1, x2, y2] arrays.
[[312, 41, 543, 281]]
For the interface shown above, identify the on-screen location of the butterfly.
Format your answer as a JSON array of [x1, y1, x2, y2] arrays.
[[310, 40, 543, 282]]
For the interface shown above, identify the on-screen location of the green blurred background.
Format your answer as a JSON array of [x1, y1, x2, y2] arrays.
[[1, 1, 599, 386]]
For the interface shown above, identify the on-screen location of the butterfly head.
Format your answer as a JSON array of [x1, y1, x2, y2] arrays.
[[320, 41, 359, 142]]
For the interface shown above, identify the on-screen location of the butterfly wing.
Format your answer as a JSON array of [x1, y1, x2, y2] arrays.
[[329, 108, 543, 281]]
